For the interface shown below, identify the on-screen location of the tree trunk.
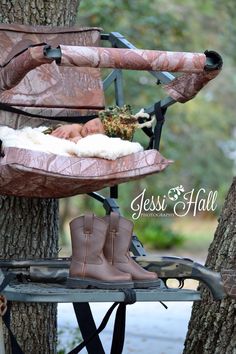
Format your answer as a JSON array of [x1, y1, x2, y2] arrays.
[[0, 1, 80, 353], [183, 177, 236, 354]]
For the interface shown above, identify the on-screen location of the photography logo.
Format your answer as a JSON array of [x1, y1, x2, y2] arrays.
[[130, 185, 218, 220]]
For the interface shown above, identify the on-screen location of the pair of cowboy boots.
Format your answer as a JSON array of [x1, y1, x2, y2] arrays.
[[66, 212, 158, 289]]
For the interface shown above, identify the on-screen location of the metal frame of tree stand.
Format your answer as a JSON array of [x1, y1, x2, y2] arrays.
[[1, 32, 224, 354]]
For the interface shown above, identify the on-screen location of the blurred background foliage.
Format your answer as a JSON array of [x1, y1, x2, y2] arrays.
[[59, 0, 235, 253]]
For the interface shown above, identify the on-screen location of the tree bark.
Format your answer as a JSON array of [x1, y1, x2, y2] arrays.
[[0, 0, 80, 26], [183, 177, 236, 354], [0, 1, 80, 353]]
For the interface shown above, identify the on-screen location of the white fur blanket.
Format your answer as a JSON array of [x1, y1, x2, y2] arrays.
[[0, 126, 143, 160]]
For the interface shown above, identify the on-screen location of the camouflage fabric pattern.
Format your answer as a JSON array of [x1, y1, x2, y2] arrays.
[[60, 45, 222, 104], [1, 147, 171, 198], [0, 24, 104, 110]]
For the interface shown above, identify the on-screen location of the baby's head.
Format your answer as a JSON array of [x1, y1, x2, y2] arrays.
[[81, 118, 105, 137]]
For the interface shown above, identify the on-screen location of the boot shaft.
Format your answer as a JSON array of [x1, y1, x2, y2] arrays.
[[103, 212, 134, 263], [103, 212, 159, 285], [70, 213, 108, 264]]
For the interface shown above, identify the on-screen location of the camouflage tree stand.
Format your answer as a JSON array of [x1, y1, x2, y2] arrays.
[[0, 25, 234, 354]]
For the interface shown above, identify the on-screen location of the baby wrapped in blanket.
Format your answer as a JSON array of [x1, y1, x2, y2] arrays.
[[0, 119, 143, 160], [0, 106, 156, 160]]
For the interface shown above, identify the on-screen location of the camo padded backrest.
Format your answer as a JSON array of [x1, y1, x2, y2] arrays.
[[0, 24, 105, 111]]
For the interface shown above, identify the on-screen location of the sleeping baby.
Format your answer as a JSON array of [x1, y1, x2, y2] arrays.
[[0, 106, 153, 160], [51, 118, 105, 142]]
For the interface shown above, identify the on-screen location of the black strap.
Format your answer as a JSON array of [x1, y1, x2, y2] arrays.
[[0, 139, 4, 157], [110, 185, 118, 199], [68, 302, 119, 354], [152, 102, 167, 151], [2, 301, 25, 354], [140, 119, 154, 139], [73, 302, 105, 354], [110, 303, 126, 354], [0, 101, 98, 124], [110, 289, 136, 354], [0, 273, 25, 354], [0, 272, 15, 292], [144, 102, 167, 151], [69, 289, 136, 354]]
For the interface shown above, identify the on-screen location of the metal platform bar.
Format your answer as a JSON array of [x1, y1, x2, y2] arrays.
[[2, 281, 201, 303], [145, 96, 176, 114]]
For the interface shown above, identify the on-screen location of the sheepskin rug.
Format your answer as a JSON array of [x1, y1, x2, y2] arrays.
[[0, 126, 143, 160]]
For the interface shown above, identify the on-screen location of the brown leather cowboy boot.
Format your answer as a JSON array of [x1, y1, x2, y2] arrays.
[[66, 213, 133, 289], [103, 212, 159, 288]]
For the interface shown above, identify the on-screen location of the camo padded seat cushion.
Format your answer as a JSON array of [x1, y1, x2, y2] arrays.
[[0, 24, 104, 111], [0, 147, 172, 198]]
